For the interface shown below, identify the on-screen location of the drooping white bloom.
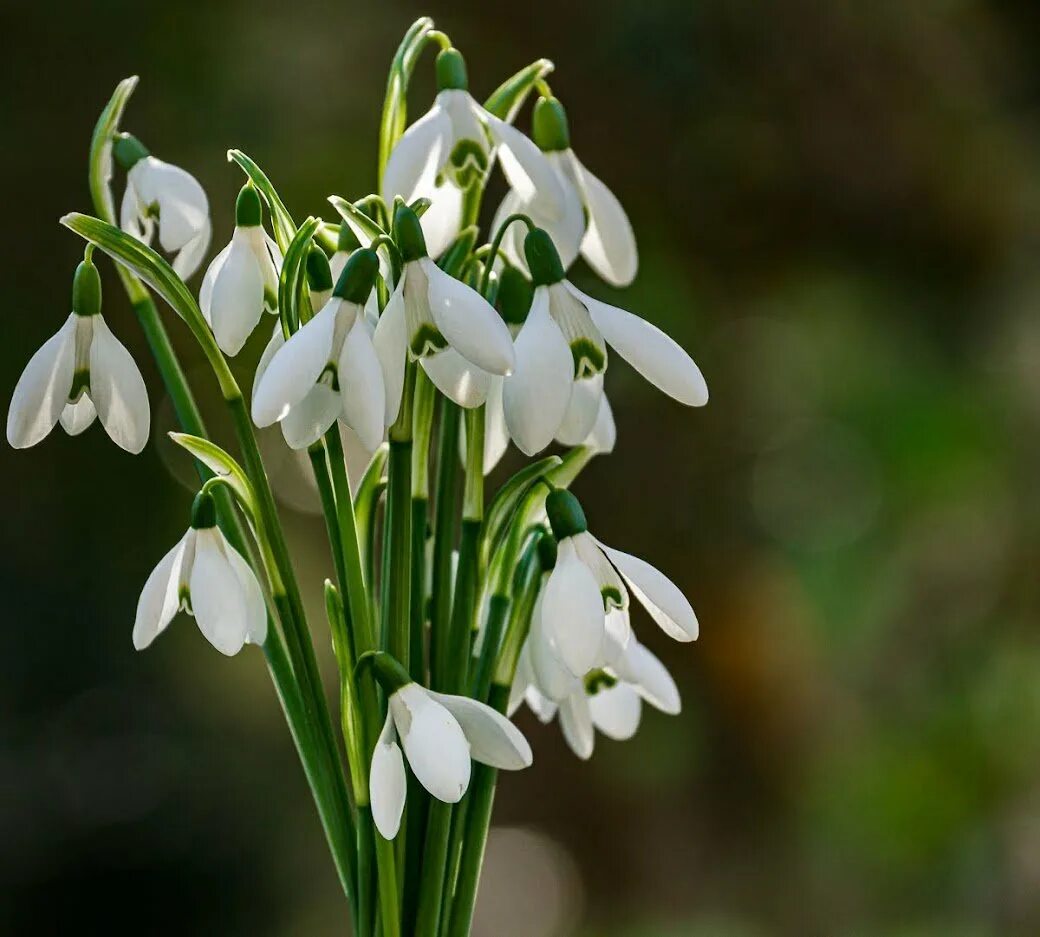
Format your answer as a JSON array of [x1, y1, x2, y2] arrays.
[[373, 204, 515, 422], [199, 186, 281, 356], [368, 662, 532, 839], [539, 488, 698, 678], [252, 249, 386, 452], [115, 134, 211, 279], [328, 223, 380, 326], [132, 492, 267, 656], [382, 47, 565, 259], [7, 259, 149, 453], [492, 95, 637, 287], [502, 229, 708, 456]]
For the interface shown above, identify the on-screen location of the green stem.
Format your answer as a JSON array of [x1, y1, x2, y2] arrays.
[[383, 441, 413, 681], [429, 401, 462, 691]]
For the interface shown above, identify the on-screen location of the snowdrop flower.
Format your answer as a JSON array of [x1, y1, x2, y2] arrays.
[[199, 186, 281, 356], [7, 255, 149, 453], [133, 490, 267, 656], [492, 95, 637, 287], [503, 228, 708, 456], [328, 223, 380, 326], [252, 248, 386, 451], [382, 47, 565, 259], [363, 652, 532, 839], [373, 203, 515, 421], [114, 133, 211, 279], [540, 488, 698, 678]]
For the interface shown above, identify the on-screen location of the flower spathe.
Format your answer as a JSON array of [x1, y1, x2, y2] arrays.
[[382, 47, 565, 259], [501, 228, 708, 456], [252, 249, 386, 451], [6, 259, 150, 453], [200, 186, 282, 356], [492, 95, 638, 287], [115, 134, 211, 279], [133, 492, 267, 656], [368, 664, 532, 840], [373, 204, 515, 421]]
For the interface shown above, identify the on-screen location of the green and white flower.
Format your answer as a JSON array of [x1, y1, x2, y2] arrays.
[[6, 256, 149, 453], [133, 491, 267, 656], [200, 186, 281, 356], [492, 95, 638, 287], [373, 204, 515, 420], [115, 133, 211, 279], [502, 228, 707, 456], [364, 653, 532, 840], [382, 47, 564, 259]]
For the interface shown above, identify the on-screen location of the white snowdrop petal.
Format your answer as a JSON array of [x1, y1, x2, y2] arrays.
[[418, 178, 465, 260], [554, 374, 604, 447], [541, 538, 606, 677], [482, 108, 565, 214], [208, 230, 265, 356], [280, 382, 341, 450], [370, 710, 407, 840], [222, 536, 268, 646], [525, 687, 559, 724], [597, 539, 699, 642], [572, 283, 708, 406], [6, 314, 76, 449], [572, 532, 627, 611], [132, 158, 209, 254], [482, 376, 510, 472], [393, 685, 471, 803], [189, 529, 250, 656], [337, 317, 386, 452], [382, 103, 452, 206], [252, 324, 285, 406], [132, 533, 189, 651], [508, 643, 534, 717], [571, 153, 639, 287], [421, 348, 491, 409], [89, 317, 150, 454], [429, 691, 533, 771], [588, 682, 642, 741], [623, 641, 681, 715], [60, 395, 97, 436], [172, 223, 211, 281], [601, 607, 633, 668], [423, 259, 516, 376], [372, 280, 408, 426], [501, 289, 573, 456], [584, 392, 617, 454], [528, 586, 582, 701], [558, 693, 595, 760], [199, 242, 232, 324], [252, 301, 337, 426]]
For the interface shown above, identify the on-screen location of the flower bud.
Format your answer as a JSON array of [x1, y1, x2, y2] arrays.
[[306, 246, 334, 295], [532, 96, 571, 152], [112, 133, 150, 171], [524, 228, 566, 287], [436, 47, 468, 91], [190, 490, 217, 530], [545, 488, 587, 540], [332, 248, 379, 304], [72, 255, 102, 318], [536, 530, 559, 570], [394, 203, 429, 263], [496, 265, 534, 325], [235, 185, 263, 227]]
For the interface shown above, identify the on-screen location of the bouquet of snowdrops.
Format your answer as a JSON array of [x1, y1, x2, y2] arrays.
[[7, 16, 706, 936]]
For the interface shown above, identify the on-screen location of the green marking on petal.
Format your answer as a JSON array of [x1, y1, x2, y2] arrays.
[[409, 323, 449, 359], [585, 669, 618, 695], [570, 338, 606, 377]]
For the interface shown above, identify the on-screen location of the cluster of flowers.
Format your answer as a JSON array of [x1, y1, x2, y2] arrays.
[[7, 22, 706, 927]]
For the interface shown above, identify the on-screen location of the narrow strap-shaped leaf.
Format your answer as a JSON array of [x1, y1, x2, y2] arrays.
[[227, 149, 297, 253], [278, 216, 322, 334], [169, 432, 256, 513], [484, 59, 555, 121], [378, 16, 435, 185], [481, 454, 562, 567], [89, 76, 138, 226], [328, 195, 388, 242]]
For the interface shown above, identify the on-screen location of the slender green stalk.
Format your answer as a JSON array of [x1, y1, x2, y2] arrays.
[[428, 401, 462, 691]]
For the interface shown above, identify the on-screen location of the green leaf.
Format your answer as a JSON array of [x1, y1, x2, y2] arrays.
[[353, 443, 389, 579], [378, 17, 435, 184], [482, 454, 562, 567], [227, 149, 297, 253], [89, 76, 138, 226], [169, 433, 256, 512], [438, 225, 479, 277], [328, 195, 388, 242], [484, 59, 555, 121], [278, 217, 321, 334]]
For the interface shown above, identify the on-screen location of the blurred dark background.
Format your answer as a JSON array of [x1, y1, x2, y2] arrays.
[[3, 1, 1040, 934]]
